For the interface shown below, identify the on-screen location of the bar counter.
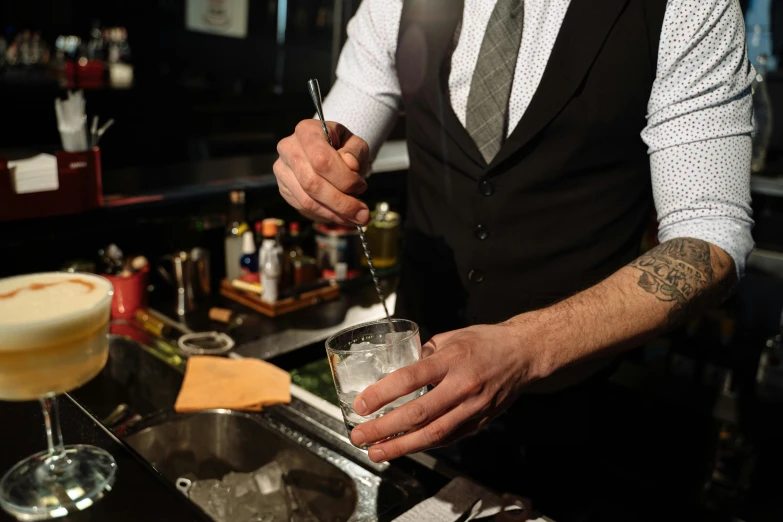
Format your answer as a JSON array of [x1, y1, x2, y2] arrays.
[[0, 283, 455, 522], [4, 269, 783, 521], [0, 336, 451, 522], [4, 285, 783, 521], [0, 396, 211, 522]]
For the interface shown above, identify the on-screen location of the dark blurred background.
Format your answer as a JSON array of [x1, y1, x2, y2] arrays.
[[0, 0, 365, 172], [0, 0, 780, 172]]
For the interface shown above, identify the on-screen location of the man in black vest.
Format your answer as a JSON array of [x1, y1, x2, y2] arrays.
[[274, 0, 754, 517]]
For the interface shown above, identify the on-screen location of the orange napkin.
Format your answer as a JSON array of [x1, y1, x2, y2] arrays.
[[174, 356, 291, 413]]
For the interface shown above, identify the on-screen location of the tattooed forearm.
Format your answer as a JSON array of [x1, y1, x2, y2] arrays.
[[629, 238, 736, 328], [505, 238, 740, 384]]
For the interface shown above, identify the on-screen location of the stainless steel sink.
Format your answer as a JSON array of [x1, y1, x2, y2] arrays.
[[123, 409, 421, 521]]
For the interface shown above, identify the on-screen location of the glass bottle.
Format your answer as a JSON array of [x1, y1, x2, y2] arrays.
[[285, 221, 305, 288], [240, 231, 258, 275], [361, 202, 400, 269], [224, 190, 248, 282], [260, 219, 283, 303]]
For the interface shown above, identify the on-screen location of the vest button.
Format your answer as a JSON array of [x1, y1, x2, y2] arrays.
[[468, 269, 484, 284], [475, 224, 489, 240], [479, 180, 494, 196]]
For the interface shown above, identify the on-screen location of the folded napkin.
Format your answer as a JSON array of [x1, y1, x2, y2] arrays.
[[174, 356, 291, 413], [8, 154, 59, 194]]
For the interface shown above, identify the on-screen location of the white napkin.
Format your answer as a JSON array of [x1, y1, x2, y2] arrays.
[[392, 476, 550, 522], [8, 154, 59, 194]]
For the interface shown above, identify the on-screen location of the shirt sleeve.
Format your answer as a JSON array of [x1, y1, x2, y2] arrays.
[[641, 0, 755, 277], [322, 0, 404, 160]]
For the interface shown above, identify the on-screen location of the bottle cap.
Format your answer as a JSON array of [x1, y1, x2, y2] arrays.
[[241, 231, 256, 254], [254, 221, 263, 233], [290, 222, 300, 235], [262, 218, 278, 238]]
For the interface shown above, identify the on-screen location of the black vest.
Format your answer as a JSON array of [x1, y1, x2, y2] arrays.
[[394, 0, 667, 341]]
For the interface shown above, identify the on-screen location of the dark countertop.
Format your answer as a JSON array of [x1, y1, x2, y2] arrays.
[[100, 140, 409, 209], [0, 329, 449, 522], [0, 395, 210, 522], [6, 315, 782, 521], [155, 275, 399, 363], [102, 154, 279, 208], [0, 278, 408, 522]]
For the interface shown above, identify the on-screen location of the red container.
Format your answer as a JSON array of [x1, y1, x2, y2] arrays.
[[0, 148, 103, 222], [102, 265, 149, 320], [65, 59, 106, 90]]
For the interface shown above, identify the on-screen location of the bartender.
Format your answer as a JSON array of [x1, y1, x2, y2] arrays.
[[274, 0, 754, 517]]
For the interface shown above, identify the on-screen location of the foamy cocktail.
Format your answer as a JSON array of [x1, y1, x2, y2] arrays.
[[0, 272, 117, 520]]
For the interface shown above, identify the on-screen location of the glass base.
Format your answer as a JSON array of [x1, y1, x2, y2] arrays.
[[0, 445, 116, 520]]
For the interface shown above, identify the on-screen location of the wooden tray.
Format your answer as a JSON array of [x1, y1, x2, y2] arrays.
[[220, 279, 340, 318]]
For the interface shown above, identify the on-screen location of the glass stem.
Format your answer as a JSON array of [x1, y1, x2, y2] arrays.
[[40, 395, 67, 464]]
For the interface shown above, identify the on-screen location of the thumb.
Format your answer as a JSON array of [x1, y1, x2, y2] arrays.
[[327, 121, 370, 176], [340, 150, 362, 173]]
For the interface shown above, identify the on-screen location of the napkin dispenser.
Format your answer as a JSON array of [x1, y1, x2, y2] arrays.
[[0, 147, 103, 222]]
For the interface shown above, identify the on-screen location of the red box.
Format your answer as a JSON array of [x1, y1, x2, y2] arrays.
[[0, 148, 103, 222], [65, 59, 106, 90]]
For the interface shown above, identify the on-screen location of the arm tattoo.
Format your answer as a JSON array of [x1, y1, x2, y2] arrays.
[[629, 238, 736, 328]]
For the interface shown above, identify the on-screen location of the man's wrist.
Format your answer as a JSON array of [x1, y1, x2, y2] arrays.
[[503, 308, 564, 381], [504, 299, 629, 394], [505, 283, 624, 379]]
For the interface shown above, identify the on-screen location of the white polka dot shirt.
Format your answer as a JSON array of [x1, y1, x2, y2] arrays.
[[322, 0, 755, 276]]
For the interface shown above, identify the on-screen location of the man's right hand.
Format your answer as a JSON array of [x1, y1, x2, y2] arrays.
[[274, 120, 371, 226]]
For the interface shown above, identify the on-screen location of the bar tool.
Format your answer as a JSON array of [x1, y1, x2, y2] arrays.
[[307, 78, 394, 331]]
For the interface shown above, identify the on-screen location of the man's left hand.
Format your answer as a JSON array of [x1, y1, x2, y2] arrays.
[[349, 322, 547, 462]]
